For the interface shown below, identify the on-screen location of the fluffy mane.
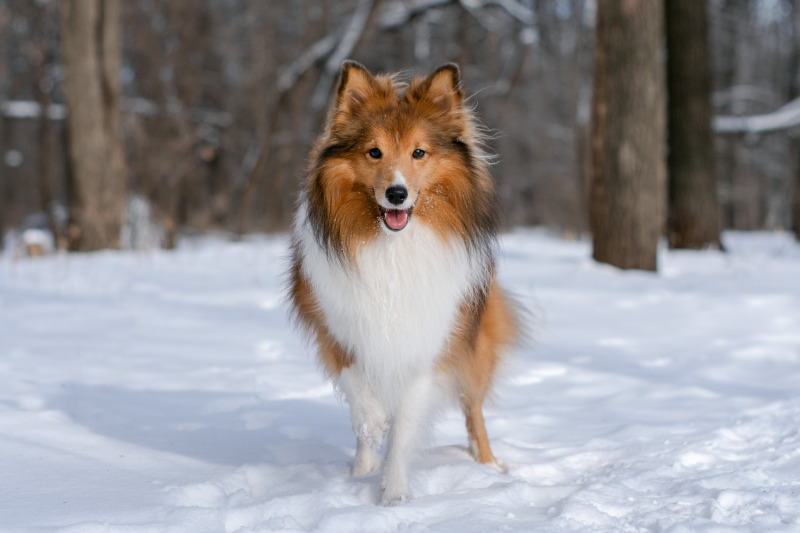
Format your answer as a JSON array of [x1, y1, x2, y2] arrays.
[[300, 62, 498, 268]]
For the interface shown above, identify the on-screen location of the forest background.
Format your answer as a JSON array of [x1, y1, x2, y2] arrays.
[[1, 0, 799, 256]]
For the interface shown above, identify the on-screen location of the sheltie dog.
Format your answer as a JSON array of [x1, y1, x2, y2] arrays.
[[288, 61, 520, 505]]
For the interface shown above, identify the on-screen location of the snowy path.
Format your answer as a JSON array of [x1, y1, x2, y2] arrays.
[[1, 230, 799, 532]]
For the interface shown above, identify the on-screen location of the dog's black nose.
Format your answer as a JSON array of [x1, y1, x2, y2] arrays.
[[385, 185, 408, 206]]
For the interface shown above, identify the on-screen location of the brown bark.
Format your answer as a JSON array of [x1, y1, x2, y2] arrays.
[[32, 2, 60, 248], [589, 0, 667, 271], [791, 0, 800, 240], [61, 0, 127, 251], [665, 0, 722, 249]]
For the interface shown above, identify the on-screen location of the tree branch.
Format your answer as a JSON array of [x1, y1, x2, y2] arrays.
[[311, 0, 377, 110], [379, 0, 454, 29], [714, 96, 800, 134], [461, 0, 534, 25], [380, 0, 533, 30], [276, 32, 339, 94]]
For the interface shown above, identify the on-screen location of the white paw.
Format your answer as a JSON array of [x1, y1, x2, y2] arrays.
[[380, 475, 410, 506], [380, 489, 410, 506], [351, 447, 380, 477]]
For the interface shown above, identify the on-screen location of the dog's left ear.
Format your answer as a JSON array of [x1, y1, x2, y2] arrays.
[[414, 63, 464, 113]]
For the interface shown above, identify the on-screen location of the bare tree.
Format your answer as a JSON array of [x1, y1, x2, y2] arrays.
[[589, 0, 667, 271], [29, 0, 62, 248], [60, 0, 127, 251], [792, 0, 800, 240], [665, 0, 722, 249]]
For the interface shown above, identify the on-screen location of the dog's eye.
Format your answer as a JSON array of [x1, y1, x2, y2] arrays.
[[412, 149, 425, 159], [368, 148, 382, 159]]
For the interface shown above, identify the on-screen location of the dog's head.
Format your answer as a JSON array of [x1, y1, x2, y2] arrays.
[[306, 62, 496, 258]]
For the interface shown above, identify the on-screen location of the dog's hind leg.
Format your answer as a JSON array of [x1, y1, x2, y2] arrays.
[[457, 284, 516, 473], [462, 398, 506, 473]]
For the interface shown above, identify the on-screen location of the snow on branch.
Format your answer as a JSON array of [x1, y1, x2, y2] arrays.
[[380, 0, 534, 29], [1, 100, 67, 120], [461, 0, 534, 25], [1, 98, 232, 128], [380, 0, 454, 29], [714, 96, 800, 134]]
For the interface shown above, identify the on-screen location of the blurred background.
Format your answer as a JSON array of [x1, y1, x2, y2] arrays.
[[1, 0, 799, 254]]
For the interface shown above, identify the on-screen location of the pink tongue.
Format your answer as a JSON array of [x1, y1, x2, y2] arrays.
[[384, 209, 408, 230]]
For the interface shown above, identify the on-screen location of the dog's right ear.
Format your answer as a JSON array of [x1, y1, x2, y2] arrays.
[[335, 60, 374, 114]]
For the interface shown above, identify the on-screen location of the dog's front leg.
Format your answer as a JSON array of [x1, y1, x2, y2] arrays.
[[338, 367, 388, 476], [380, 372, 434, 505]]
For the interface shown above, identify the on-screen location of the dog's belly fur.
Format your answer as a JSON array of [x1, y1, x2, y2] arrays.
[[295, 202, 485, 412]]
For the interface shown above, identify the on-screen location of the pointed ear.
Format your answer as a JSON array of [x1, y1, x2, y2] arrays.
[[335, 60, 374, 113], [420, 63, 463, 113]]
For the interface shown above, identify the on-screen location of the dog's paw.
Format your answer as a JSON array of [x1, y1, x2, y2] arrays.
[[473, 452, 508, 474], [351, 447, 380, 477], [486, 457, 508, 474], [380, 475, 411, 506], [380, 490, 410, 507]]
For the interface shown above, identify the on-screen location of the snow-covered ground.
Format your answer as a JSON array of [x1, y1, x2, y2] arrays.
[[1, 229, 799, 532]]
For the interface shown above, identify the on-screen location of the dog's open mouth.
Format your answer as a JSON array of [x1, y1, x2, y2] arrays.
[[380, 206, 413, 231]]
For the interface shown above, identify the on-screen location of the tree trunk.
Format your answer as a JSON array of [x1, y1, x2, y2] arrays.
[[60, 0, 126, 251], [664, 0, 722, 249], [791, 0, 800, 240], [32, 1, 61, 248], [589, 0, 667, 271]]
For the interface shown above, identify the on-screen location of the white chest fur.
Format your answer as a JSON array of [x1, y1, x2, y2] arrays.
[[295, 202, 485, 412]]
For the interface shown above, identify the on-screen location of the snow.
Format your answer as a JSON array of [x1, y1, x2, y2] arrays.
[[1, 229, 800, 532], [0, 100, 67, 121], [714, 96, 800, 134]]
